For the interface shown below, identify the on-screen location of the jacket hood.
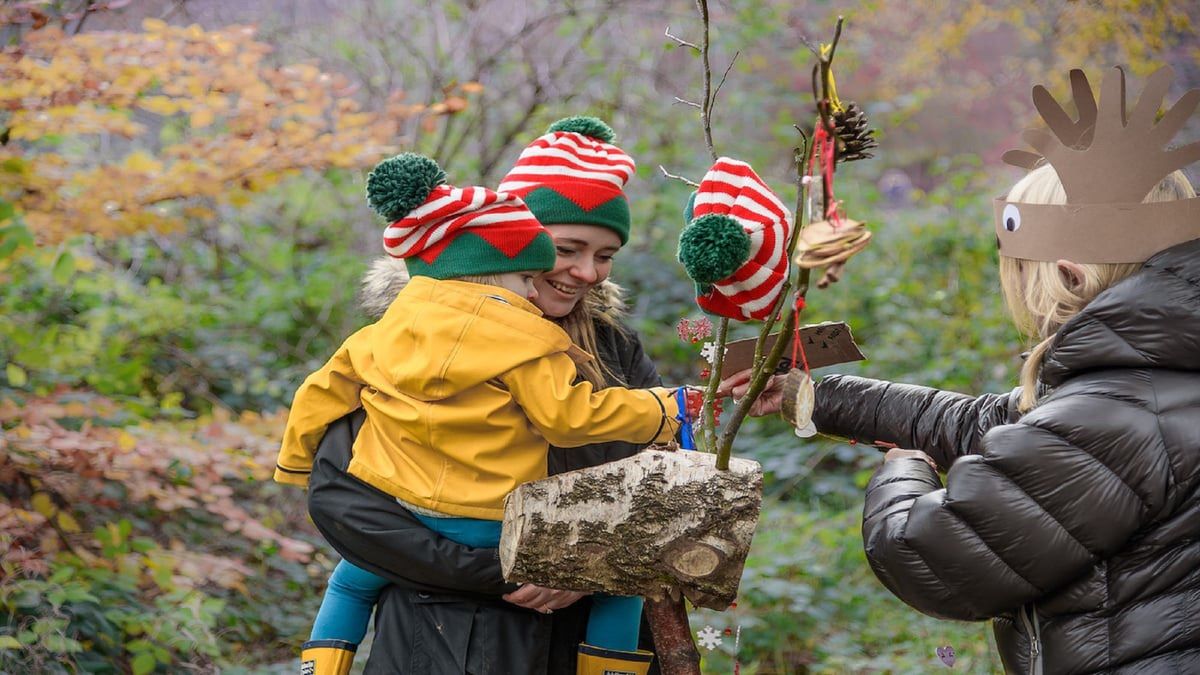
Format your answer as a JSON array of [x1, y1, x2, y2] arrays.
[[373, 277, 573, 400], [1041, 238, 1200, 385]]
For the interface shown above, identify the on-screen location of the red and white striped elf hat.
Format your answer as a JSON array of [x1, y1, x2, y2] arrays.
[[367, 153, 556, 280], [499, 116, 636, 244], [677, 157, 794, 321]]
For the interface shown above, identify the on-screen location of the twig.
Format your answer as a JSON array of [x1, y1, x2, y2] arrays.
[[673, 97, 703, 109], [664, 26, 701, 52], [710, 50, 740, 107], [696, 0, 717, 162], [702, 317, 728, 456], [659, 165, 700, 188]]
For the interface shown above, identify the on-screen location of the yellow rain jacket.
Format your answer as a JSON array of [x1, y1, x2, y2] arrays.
[[274, 276, 679, 520]]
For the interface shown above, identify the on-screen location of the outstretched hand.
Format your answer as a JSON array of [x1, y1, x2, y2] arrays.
[[502, 584, 587, 614], [715, 368, 786, 417]]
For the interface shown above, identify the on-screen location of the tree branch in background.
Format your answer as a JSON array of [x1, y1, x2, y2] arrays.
[[658, 165, 699, 188]]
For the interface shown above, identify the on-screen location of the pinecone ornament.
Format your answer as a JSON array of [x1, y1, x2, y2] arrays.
[[832, 102, 877, 162]]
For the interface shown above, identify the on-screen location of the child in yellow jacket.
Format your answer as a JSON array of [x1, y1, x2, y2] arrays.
[[276, 154, 692, 675]]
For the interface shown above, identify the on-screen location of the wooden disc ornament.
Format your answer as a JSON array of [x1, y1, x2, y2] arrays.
[[793, 218, 871, 269], [780, 368, 817, 438]]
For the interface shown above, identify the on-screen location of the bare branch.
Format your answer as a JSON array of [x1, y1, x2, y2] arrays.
[[664, 26, 701, 52], [696, 0, 717, 162], [673, 97, 703, 109], [658, 165, 700, 188], [710, 50, 740, 107]]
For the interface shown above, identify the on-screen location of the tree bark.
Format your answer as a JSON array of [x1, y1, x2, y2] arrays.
[[647, 593, 701, 675], [499, 449, 763, 610]]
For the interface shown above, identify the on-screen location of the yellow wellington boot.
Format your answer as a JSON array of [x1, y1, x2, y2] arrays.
[[576, 643, 654, 675], [300, 639, 356, 675]]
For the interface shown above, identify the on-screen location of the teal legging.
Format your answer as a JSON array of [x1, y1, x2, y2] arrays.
[[309, 513, 642, 651]]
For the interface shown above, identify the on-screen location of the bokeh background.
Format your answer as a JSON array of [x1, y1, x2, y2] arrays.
[[2, 1, 1197, 672]]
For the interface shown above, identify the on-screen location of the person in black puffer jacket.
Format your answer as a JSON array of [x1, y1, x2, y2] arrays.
[[721, 69, 1200, 673]]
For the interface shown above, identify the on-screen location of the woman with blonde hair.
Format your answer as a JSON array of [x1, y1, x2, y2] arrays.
[[721, 66, 1200, 672], [303, 116, 667, 675]]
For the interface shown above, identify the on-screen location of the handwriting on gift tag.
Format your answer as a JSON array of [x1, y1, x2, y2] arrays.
[[719, 321, 865, 376]]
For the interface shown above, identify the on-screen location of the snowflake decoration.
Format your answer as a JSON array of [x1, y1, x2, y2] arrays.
[[696, 625, 724, 651], [699, 341, 725, 365], [676, 317, 714, 343]]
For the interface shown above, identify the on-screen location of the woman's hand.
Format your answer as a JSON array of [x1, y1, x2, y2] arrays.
[[715, 369, 786, 417], [502, 584, 587, 614], [883, 447, 939, 472]]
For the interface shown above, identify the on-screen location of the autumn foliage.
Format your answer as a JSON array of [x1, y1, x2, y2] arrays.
[[0, 18, 474, 243], [0, 15, 478, 672]]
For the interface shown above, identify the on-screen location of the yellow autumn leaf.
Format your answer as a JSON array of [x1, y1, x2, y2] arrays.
[[124, 151, 162, 174], [190, 108, 215, 129], [137, 96, 180, 116], [57, 512, 82, 533], [142, 18, 168, 33], [31, 492, 57, 518], [116, 431, 138, 451]]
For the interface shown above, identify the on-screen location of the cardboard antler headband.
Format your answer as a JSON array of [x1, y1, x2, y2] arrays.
[[995, 66, 1200, 263]]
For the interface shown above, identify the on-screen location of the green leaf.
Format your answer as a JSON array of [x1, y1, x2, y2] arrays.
[[42, 634, 83, 653], [5, 363, 27, 387], [0, 635, 20, 649], [17, 630, 37, 645], [131, 651, 156, 675], [52, 250, 76, 285], [0, 200, 13, 223], [48, 566, 76, 584]]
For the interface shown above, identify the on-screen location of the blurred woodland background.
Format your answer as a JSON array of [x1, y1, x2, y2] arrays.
[[1, 1, 1197, 672]]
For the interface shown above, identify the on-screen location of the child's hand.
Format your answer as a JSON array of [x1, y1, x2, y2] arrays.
[[502, 583, 587, 614]]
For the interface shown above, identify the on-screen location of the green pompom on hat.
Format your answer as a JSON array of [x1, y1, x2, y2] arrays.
[[678, 212, 752, 284], [546, 116, 616, 143], [366, 153, 447, 222], [498, 115, 636, 244]]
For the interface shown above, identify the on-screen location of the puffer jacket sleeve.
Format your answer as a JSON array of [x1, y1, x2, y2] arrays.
[[814, 374, 1021, 469], [861, 388, 1170, 621], [502, 351, 680, 447], [274, 326, 372, 486]]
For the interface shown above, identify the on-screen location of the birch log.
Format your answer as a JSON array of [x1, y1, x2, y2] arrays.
[[499, 449, 762, 610]]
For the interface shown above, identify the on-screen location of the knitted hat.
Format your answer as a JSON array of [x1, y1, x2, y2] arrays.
[[678, 157, 794, 321], [498, 116, 636, 244], [367, 153, 556, 280]]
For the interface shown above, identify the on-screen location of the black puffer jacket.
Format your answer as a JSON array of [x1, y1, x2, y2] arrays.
[[815, 239, 1200, 674]]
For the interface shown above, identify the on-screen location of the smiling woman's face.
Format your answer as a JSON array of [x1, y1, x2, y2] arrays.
[[534, 224, 623, 319]]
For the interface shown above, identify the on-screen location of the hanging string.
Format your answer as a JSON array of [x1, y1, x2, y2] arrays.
[[807, 124, 842, 228], [789, 293, 811, 375]]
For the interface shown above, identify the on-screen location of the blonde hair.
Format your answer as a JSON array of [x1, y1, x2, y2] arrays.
[[998, 164, 1196, 411], [559, 279, 629, 388]]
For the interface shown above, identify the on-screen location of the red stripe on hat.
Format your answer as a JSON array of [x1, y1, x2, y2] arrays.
[[512, 157, 635, 181], [528, 133, 637, 167], [693, 179, 789, 226]]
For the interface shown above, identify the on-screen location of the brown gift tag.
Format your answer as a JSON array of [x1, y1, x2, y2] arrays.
[[718, 321, 865, 377]]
